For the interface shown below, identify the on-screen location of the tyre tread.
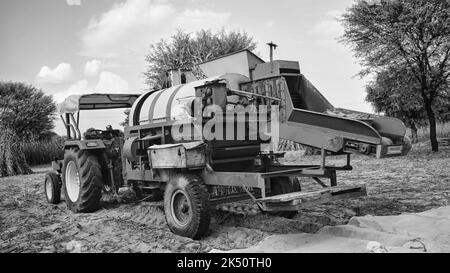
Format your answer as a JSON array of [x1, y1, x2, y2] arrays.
[[164, 174, 211, 239], [62, 148, 103, 213]]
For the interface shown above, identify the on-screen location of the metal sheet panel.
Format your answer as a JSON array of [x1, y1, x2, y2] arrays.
[[152, 86, 179, 121], [139, 89, 164, 124], [135, 74, 250, 125], [129, 92, 150, 126]]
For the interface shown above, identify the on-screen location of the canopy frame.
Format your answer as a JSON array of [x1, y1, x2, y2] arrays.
[[58, 93, 141, 140]]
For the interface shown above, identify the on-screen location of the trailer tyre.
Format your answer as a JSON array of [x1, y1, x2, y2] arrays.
[[164, 174, 210, 239], [62, 148, 103, 213], [44, 172, 61, 204], [269, 177, 301, 219]]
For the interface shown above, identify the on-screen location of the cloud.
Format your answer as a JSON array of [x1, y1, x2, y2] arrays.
[[80, 0, 230, 59], [95, 71, 130, 93], [80, 0, 175, 58], [173, 9, 231, 31], [264, 20, 274, 28], [314, 20, 343, 37], [52, 71, 129, 103], [313, 10, 344, 37], [66, 0, 81, 6], [67, 79, 89, 93], [311, 10, 345, 47], [84, 59, 102, 77], [53, 79, 89, 102], [36, 63, 73, 84]]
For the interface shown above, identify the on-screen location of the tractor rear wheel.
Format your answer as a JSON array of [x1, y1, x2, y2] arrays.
[[62, 148, 103, 213], [164, 174, 210, 239], [268, 177, 301, 219], [44, 172, 61, 204]]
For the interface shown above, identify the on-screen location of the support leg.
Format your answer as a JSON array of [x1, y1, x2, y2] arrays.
[[313, 177, 328, 188], [320, 148, 326, 169], [330, 170, 337, 187]]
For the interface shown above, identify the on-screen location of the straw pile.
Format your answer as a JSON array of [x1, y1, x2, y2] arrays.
[[0, 126, 32, 177]]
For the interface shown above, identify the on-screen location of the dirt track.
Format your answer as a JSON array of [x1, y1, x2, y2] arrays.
[[1, 144, 449, 253]]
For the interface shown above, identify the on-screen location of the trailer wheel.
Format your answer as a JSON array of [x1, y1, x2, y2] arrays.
[[164, 174, 210, 239], [62, 148, 103, 213], [44, 172, 61, 204], [269, 177, 301, 219]]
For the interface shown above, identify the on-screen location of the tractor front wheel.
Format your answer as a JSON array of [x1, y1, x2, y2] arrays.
[[164, 174, 210, 239], [62, 148, 103, 213], [44, 172, 61, 204]]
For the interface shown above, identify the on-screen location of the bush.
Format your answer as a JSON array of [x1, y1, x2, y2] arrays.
[[407, 122, 450, 143], [21, 136, 64, 166]]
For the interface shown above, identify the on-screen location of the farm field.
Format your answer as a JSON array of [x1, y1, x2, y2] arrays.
[[0, 143, 449, 253]]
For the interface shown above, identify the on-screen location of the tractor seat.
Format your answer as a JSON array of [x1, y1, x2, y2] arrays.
[[84, 128, 103, 140], [84, 126, 123, 140]]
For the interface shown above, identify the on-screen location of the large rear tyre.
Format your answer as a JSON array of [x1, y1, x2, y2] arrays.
[[62, 148, 103, 213], [164, 174, 210, 239], [268, 177, 301, 219], [44, 172, 61, 204]]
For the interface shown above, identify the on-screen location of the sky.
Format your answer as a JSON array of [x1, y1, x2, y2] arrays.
[[0, 0, 372, 135]]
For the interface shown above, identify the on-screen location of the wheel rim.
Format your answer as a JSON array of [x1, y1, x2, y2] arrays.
[[170, 189, 192, 226], [45, 177, 53, 200], [65, 161, 80, 202]]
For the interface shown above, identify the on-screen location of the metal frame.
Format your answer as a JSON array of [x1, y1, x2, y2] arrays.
[[59, 93, 140, 141], [123, 136, 358, 210], [204, 150, 354, 209], [61, 113, 81, 140]]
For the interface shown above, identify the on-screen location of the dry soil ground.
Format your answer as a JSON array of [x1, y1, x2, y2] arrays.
[[0, 143, 449, 253]]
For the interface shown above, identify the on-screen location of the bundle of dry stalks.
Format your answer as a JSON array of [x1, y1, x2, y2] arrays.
[[0, 126, 32, 177], [277, 139, 304, 151], [277, 139, 321, 155]]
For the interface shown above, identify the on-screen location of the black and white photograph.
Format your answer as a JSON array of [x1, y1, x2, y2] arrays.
[[0, 0, 449, 261]]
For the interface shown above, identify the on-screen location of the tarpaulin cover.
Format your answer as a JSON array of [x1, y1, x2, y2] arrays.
[[212, 206, 450, 253], [57, 94, 141, 114]]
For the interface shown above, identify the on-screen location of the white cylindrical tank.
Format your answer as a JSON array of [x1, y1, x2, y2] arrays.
[[129, 73, 249, 126]]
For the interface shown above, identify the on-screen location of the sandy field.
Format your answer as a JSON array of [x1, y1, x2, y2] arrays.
[[0, 143, 449, 253]]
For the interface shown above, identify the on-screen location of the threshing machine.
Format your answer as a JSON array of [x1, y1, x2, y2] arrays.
[[44, 49, 411, 239]]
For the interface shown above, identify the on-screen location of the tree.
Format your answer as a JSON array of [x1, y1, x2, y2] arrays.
[[0, 81, 57, 141], [341, 0, 450, 151], [120, 109, 131, 127], [144, 29, 257, 89], [0, 81, 56, 176], [366, 64, 450, 143]]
